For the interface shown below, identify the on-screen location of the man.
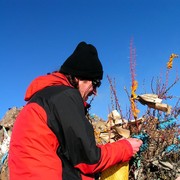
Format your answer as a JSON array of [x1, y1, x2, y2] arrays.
[[8, 41, 142, 180]]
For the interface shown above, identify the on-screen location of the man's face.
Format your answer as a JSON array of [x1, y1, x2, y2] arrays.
[[78, 80, 97, 101]]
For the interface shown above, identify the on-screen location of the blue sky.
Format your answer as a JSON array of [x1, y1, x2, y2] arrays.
[[0, 0, 180, 120]]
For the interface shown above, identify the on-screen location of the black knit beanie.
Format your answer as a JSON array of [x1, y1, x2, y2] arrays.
[[59, 41, 103, 80]]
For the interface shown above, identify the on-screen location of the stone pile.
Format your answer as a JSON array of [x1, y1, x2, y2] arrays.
[[0, 107, 22, 180]]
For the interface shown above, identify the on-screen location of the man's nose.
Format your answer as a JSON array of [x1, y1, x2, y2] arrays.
[[92, 88, 97, 95]]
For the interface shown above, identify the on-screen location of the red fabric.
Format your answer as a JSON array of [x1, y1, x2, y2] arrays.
[[75, 140, 133, 175], [8, 72, 134, 180], [9, 72, 72, 180], [8, 72, 94, 180], [8, 103, 62, 180], [81, 174, 94, 180], [25, 72, 72, 101]]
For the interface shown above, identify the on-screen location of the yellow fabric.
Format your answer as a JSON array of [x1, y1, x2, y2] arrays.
[[130, 80, 139, 119], [167, 53, 178, 69], [131, 80, 138, 99], [100, 162, 129, 180], [130, 98, 140, 119]]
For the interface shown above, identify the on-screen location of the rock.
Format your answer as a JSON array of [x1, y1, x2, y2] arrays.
[[0, 107, 22, 180]]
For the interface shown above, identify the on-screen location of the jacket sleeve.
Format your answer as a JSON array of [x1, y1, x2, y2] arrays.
[[52, 88, 133, 175], [8, 103, 62, 180]]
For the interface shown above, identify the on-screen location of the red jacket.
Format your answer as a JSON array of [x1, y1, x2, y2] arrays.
[[8, 72, 133, 180]]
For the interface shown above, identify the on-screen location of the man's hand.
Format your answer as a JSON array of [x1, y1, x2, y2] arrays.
[[126, 138, 143, 155]]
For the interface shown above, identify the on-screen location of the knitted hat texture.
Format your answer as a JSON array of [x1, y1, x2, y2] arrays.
[[59, 41, 103, 80]]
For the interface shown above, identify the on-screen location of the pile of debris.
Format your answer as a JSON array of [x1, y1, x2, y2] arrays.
[[88, 109, 180, 179], [0, 107, 23, 180], [0, 106, 180, 179]]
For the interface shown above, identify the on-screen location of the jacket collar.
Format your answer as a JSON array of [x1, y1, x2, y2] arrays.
[[24, 72, 72, 101]]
